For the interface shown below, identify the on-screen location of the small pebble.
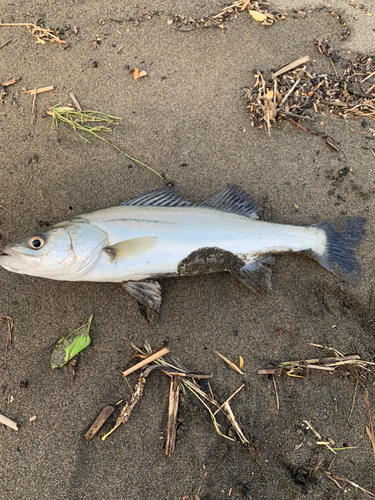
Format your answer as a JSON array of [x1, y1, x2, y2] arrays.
[[92, 61, 98, 68]]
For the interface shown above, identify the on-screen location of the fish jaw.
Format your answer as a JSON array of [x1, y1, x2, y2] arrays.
[[0, 251, 41, 274]]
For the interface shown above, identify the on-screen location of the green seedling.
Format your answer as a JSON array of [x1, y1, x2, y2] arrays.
[[47, 104, 164, 180]]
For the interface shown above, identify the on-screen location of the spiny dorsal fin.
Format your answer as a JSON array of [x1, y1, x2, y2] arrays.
[[104, 236, 158, 261], [120, 188, 195, 208], [202, 185, 259, 219]]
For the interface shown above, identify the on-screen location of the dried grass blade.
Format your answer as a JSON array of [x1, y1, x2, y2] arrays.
[[325, 472, 375, 498], [214, 384, 245, 415], [272, 56, 310, 78], [222, 402, 249, 444], [215, 351, 244, 375]]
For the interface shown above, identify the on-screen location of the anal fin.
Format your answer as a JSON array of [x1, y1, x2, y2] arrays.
[[232, 256, 275, 293]]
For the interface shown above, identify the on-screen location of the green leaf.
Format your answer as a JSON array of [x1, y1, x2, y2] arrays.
[[51, 315, 93, 369]]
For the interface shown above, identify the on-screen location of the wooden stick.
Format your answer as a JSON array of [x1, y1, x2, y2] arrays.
[[69, 92, 82, 111], [85, 405, 114, 441], [272, 376, 279, 411], [0, 39, 13, 49], [21, 86, 54, 95], [362, 70, 375, 84], [122, 346, 170, 377], [0, 413, 18, 431], [279, 109, 315, 121], [165, 375, 180, 456], [280, 78, 301, 105], [31, 88, 37, 126], [272, 56, 310, 78], [214, 384, 245, 415]]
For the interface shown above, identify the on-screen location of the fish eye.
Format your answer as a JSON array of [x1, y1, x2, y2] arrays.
[[27, 235, 46, 249]]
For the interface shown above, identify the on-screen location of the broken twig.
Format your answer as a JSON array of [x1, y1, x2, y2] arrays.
[[85, 406, 115, 441], [0, 413, 18, 431], [165, 375, 180, 456]]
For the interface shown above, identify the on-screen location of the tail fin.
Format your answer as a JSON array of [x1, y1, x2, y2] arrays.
[[311, 218, 366, 283]]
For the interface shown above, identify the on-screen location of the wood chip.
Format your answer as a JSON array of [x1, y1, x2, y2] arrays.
[[1, 76, 21, 87], [85, 405, 115, 441], [29, 415, 37, 422], [0, 413, 18, 431]]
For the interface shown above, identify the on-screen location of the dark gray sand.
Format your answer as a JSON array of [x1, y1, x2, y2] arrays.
[[1, 1, 375, 499]]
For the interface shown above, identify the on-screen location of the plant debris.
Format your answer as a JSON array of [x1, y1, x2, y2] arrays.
[[244, 46, 375, 140], [0, 413, 18, 431], [92, 341, 250, 454], [0, 22, 66, 44], [325, 471, 375, 498], [215, 351, 245, 375], [256, 353, 375, 376], [165, 374, 181, 456], [102, 371, 147, 441], [1, 315, 14, 350], [51, 315, 93, 369], [131, 68, 148, 81], [167, 0, 285, 31], [22, 86, 54, 95], [46, 102, 164, 180], [1, 76, 21, 87], [85, 406, 115, 441]]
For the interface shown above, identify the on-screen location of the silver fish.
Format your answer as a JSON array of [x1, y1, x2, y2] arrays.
[[0, 186, 366, 315]]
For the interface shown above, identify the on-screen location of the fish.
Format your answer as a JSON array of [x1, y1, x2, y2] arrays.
[[0, 185, 366, 317]]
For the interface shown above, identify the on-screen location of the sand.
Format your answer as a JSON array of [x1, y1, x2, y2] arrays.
[[0, 1, 374, 499]]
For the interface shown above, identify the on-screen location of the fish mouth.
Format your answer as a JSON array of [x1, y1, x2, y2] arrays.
[[0, 248, 41, 271]]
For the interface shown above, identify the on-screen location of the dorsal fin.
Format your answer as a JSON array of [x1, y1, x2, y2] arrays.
[[201, 185, 259, 219], [120, 188, 194, 208]]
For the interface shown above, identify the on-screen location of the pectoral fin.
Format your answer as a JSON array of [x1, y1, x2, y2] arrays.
[[232, 256, 275, 293], [104, 236, 158, 262]]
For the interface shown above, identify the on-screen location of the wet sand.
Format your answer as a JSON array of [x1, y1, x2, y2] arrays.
[[0, 1, 374, 499]]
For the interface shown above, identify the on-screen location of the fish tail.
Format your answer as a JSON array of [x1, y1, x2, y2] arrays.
[[309, 218, 366, 283]]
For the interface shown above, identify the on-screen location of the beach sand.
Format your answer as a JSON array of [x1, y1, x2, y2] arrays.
[[0, 1, 374, 498]]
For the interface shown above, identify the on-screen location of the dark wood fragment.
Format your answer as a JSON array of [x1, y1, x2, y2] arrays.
[[85, 405, 115, 441]]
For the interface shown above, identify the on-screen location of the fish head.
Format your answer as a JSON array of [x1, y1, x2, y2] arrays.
[[0, 219, 108, 279]]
